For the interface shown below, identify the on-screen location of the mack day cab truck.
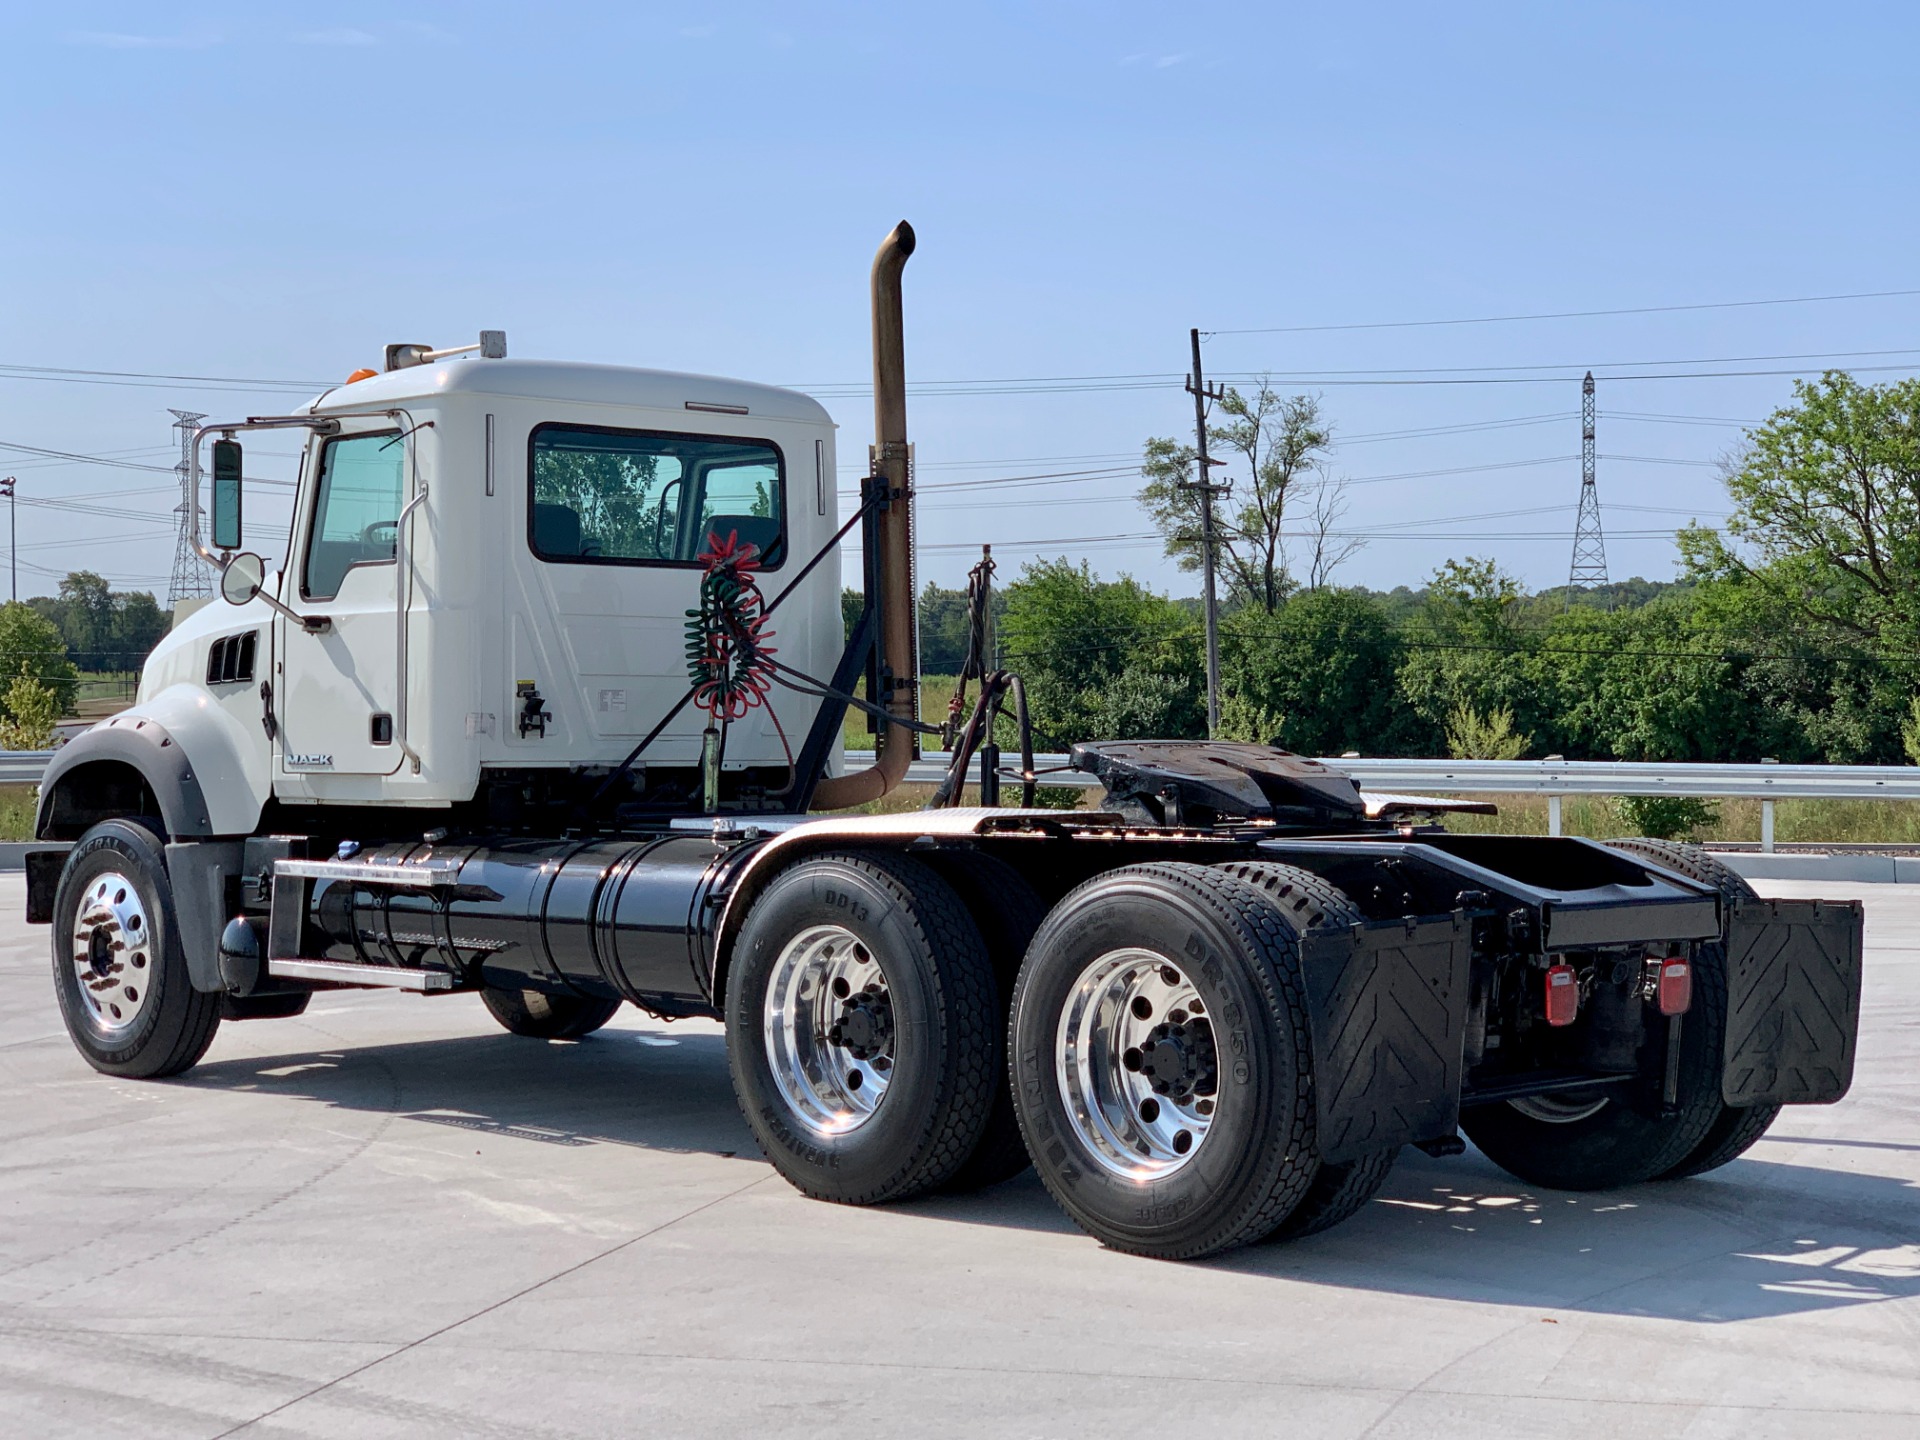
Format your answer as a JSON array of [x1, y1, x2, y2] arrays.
[[26, 224, 1868, 1260]]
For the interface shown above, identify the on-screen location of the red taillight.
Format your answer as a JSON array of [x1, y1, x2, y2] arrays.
[[1544, 963, 1579, 1026], [1657, 959, 1692, 1017]]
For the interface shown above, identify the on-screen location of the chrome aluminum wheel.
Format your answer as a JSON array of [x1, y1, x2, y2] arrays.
[[1509, 1092, 1610, 1124], [71, 870, 154, 1037], [1058, 948, 1219, 1180], [763, 924, 895, 1137]]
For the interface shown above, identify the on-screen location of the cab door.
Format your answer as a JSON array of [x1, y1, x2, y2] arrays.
[[274, 425, 408, 780]]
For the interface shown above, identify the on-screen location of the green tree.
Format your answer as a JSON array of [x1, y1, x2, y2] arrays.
[[0, 666, 60, 749], [1140, 381, 1336, 612], [1394, 558, 1537, 753], [0, 601, 75, 720], [29, 571, 170, 674], [1219, 588, 1417, 756], [1683, 372, 1920, 650], [1000, 559, 1203, 747], [1444, 704, 1529, 760]]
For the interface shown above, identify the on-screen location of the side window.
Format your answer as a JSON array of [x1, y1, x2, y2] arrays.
[[530, 425, 784, 568], [303, 433, 404, 601]]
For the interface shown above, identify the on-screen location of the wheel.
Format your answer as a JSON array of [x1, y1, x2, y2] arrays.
[[1459, 839, 1731, 1189], [1009, 862, 1318, 1259], [480, 986, 622, 1039], [51, 818, 221, 1078], [1272, 1146, 1398, 1239], [726, 851, 999, 1205], [1212, 861, 1400, 1239], [926, 850, 1043, 1191], [1602, 838, 1781, 1179]]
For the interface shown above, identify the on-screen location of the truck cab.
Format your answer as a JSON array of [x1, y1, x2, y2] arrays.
[[122, 353, 846, 829]]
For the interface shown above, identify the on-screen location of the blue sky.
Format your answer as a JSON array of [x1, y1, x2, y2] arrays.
[[4, 2, 1917, 599]]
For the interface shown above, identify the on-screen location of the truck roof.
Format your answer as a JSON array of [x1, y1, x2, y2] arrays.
[[299, 358, 836, 427]]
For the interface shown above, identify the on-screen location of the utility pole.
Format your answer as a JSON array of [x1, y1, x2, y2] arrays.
[[0, 477, 13, 603], [1183, 328, 1228, 737], [1566, 371, 1608, 604], [167, 408, 211, 607]]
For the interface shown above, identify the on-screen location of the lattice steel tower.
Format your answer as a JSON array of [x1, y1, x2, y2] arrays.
[[1566, 371, 1608, 599], [167, 408, 211, 605]]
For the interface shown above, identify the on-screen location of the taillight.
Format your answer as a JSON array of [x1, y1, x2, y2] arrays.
[[1656, 959, 1692, 1017], [1543, 963, 1579, 1026]]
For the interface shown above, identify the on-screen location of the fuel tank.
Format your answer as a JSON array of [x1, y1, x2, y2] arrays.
[[304, 833, 749, 1016]]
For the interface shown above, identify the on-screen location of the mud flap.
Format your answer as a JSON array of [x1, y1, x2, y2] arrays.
[[1299, 913, 1472, 1164], [1723, 898, 1865, 1106]]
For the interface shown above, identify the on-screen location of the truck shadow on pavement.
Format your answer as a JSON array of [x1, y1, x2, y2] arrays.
[[184, 1020, 1920, 1325]]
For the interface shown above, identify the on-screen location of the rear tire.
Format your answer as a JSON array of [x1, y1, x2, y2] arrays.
[[1010, 863, 1318, 1259], [726, 851, 999, 1205], [1459, 841, 1729, 1188], [52, 818, 221, 1079], [1602, 838, 1781, 1179], [1213, 861, 1401, 1241], [480, 986, 622, 1040], [927, 850, 1042, 1191]]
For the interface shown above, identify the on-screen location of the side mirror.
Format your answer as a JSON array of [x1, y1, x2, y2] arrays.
[[220, 551, 265, 606], [211, 438, 243, 551]]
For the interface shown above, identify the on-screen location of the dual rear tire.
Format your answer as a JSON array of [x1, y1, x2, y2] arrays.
[[729, 852, 1396, 1258]]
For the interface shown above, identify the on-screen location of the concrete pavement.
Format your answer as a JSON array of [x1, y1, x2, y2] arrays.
[[1, 874, 1916, 1438]]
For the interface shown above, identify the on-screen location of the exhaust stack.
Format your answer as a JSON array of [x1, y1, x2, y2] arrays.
[[812, 220, 918, 810]]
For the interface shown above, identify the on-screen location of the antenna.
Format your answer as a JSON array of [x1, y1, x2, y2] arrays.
[[167, 408, 211, 606], [1566, 372, 1608, 602]]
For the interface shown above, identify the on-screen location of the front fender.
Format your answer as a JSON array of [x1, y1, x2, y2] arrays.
[[38, 685, 269, 839]]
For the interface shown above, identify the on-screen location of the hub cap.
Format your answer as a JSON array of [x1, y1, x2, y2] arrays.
[[1058, 948, 1219, 1180], [1509, 1092, 1610, 1124], [70, 871, 154, 1037], [763, 924, 895, 1137]]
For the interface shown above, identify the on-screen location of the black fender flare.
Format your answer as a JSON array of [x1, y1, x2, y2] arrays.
[[37, 717, 215, 841]]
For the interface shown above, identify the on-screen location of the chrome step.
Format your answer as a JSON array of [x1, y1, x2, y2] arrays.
[[266, 957, 456, 992], [274, 857, 463, 888]]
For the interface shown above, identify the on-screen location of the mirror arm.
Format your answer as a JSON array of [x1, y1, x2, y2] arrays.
[[222, 559, 326, 631], [186, 414, 346, 564]]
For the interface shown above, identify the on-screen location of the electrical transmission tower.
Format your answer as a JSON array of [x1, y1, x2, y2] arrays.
[[1566, 371, 1608, 601], [167, 408, 211, 605]]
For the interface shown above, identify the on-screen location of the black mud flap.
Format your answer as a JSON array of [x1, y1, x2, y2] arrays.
[[1723, 898, 1865, 1106], [1298, 913, 1472, 1164]]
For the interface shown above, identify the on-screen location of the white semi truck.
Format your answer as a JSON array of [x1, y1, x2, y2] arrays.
[[27, 225, 1866, 1258]]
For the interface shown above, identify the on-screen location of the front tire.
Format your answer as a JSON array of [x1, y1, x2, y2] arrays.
[[52, 818, 220, 1078], [726, 851, 999, 1205], [1010, 863, 1318, 1259]]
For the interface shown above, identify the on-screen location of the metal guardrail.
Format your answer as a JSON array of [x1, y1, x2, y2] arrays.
[[852, 751, 1920, 851], [0, 750, 55, 785]]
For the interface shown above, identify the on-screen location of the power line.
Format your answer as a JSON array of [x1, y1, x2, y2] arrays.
[[1206, 286, 1920, 336]]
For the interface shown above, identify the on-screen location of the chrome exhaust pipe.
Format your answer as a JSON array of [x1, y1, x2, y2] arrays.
[[813, 220, 917, 810]]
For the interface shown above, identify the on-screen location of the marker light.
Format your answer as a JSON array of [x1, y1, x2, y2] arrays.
[[1544, 963, 1579, 1027], [1656, 959, 1692, 1017]]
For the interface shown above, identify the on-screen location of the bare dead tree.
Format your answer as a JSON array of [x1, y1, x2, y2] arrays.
[[1303, 476, 1364, 590]]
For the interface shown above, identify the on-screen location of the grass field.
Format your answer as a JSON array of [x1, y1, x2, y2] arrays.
[[840, 674, 963, 751], [1438, 793, 1920, 845]]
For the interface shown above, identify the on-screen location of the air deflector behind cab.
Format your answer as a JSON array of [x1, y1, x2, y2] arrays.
[[1069, 741, 1367, 828]]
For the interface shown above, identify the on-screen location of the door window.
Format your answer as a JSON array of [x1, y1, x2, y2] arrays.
[[303, 433, 405, 601], [529, 424, 784, 568]]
